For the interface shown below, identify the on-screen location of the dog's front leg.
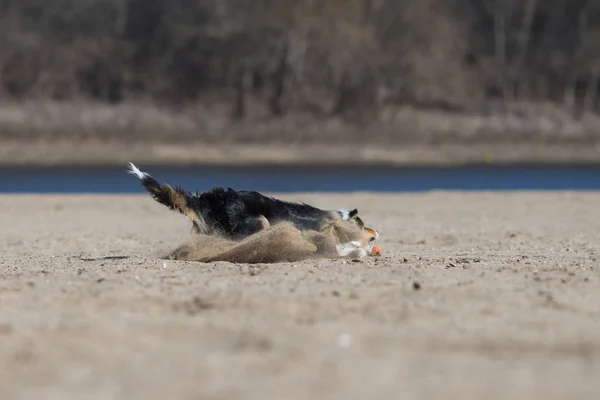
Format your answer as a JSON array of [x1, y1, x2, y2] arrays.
[[256, 215, 270, 230]]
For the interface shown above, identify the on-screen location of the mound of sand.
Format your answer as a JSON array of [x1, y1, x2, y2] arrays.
[[166, 222, 372, 263]]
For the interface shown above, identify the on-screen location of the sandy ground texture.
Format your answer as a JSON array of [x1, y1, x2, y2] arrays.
[[1, 192, 599, 399]]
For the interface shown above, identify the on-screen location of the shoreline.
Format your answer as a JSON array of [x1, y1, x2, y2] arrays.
[[2, 139, 600, 168], [2, 100, 600, 168]]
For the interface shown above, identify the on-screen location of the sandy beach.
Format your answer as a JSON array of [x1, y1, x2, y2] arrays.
[[1, 192, 599, 399]]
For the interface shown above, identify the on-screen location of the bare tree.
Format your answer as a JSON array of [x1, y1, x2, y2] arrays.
[[512, 0, 538, 98], [492, 0, 511, 104], [563, 0, 591, 113], [584, 64, 599, 113]]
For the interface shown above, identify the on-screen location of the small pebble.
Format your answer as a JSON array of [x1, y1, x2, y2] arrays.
[[336, 333, 352, 348]]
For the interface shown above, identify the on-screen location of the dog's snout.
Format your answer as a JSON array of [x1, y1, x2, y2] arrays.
[[363, 227, 379, 242]]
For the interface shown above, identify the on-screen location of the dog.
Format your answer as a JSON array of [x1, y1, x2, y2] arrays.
[[126, 163, 380, 255], [167, 221, 378, 263]]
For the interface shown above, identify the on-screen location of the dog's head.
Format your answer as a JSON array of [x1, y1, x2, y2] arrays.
[[337, 208, 379, 245]]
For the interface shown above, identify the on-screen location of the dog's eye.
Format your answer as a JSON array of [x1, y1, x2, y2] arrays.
[[369, 237, 375, 242]]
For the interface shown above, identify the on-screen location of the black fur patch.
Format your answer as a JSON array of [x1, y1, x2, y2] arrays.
[[190, 188, 334, 240]]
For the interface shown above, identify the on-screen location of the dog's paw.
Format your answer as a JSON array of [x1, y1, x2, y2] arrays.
[[336, 241, 369, 258]]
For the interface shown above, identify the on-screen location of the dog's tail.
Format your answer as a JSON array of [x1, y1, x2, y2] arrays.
[[126, 162, 206, 232]]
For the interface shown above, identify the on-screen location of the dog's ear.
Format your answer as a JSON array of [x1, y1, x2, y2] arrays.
[[349, 209, 359, 219], [354, 216, 365, 228]]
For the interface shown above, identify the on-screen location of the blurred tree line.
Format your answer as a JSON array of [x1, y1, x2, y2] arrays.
[[1, 0, 600, 121]]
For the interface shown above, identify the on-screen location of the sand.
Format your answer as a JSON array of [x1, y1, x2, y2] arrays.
[[1, 192, 599, 399]]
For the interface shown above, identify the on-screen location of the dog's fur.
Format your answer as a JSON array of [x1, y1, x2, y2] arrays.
[[126, 163, 380, 253]]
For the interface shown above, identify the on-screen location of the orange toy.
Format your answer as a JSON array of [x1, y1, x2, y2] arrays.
[[370, 245, 382, 256]]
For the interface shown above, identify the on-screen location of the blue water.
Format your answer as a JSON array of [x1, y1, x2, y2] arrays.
[[0, 165, 599, 193]]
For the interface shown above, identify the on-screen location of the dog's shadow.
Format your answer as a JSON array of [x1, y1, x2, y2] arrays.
[[164, 222, 370, 264]]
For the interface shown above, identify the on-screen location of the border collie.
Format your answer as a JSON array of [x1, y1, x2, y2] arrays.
[[126, 162, 379, 246]]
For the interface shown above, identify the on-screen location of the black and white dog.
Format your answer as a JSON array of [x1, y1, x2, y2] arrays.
[[126, 162, 379, 245]]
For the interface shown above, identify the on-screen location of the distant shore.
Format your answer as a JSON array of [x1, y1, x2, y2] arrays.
[[2, 101, 600, 168], [2, 139, 600, 168]]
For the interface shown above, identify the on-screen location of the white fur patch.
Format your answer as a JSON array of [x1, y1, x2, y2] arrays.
[[338, 209, 351, 221], [127, 162, 149, 180], [336, 241, 369, 258]]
